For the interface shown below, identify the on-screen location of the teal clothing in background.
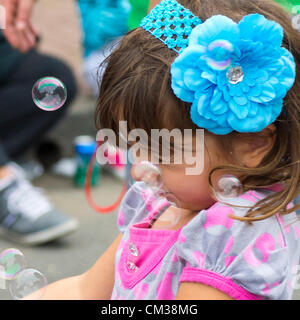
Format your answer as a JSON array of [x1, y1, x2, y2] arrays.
[[78, 0, 132, 57]]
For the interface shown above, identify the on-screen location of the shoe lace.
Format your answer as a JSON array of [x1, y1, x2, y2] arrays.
[[4, 180, 53, 222]]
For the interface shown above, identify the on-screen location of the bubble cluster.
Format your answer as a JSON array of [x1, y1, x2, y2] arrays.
[[32, 77, 67, 111], [0, 248, 47, 300]]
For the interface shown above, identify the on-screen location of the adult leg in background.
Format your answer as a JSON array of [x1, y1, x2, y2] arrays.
[[0, 49, 79, 245]]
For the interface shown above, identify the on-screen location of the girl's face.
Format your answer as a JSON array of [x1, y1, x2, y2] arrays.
[[131, 132, 223, 212], [131, 124, 276, 212]]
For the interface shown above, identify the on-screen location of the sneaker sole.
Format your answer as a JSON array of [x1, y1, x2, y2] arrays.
[[0, 219, 79, 246]]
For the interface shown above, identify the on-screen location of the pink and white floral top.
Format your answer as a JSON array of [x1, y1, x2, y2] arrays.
[[111, 182, 300, 300]]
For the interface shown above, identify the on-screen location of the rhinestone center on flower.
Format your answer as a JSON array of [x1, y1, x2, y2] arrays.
[[226, 66, 244, 84]]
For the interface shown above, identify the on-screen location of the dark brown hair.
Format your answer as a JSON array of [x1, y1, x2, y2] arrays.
[[96, 0, 300, 222]]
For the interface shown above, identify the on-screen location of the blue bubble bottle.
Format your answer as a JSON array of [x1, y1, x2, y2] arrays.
[[74, 136, 101, 188]]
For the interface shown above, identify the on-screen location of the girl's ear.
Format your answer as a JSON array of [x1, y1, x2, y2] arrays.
[[232, 124, 277, 168]]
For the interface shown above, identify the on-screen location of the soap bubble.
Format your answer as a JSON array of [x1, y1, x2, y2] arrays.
[[32, 77, 67, 111], [8, 268, 47, 300], [126, 181, 182, 229], [206, 39, 234, 71], [0, 249, 26, 281], [132, 161, 162, 190], [214, 174, 243, 201], [127, 161, 184, 229]]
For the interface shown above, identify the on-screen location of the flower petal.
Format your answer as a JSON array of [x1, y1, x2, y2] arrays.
[[184, 69, 208, 91], [189, 15, 239, 47], [173, 45, 205, 69], [233, 95, 248, 106], [222, 87, 231, 102], [171, 83, 194, 102], [197, 92, 213, 118], [229, 100, 249, 120], [228, 100, 283, 132], [238, 14, 284, 47], [210, 125, 233, 135], [201, 71, 217, 84], [277, 48, 296, 91], [248, 101, 258, 117], [169, 13, 295, 135], [247, 84, 262, 97], [250, 82, 276, 103], [241, 82, 250, 93], [228, 83, 243, 96], [191, 104, 232, 134], [210, 89, 228, 115], [191, 102, 217, 129], [255, 70, 269, 83]]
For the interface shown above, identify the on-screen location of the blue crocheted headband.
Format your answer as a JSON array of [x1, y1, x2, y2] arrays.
[[140, 0, 202, 53], [140, 0, 296, 135]]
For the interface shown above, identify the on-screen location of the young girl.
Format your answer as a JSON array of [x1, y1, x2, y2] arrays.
[[41, 0, 300, 300]]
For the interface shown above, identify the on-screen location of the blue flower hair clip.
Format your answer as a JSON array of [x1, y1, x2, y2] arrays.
[[140, 0, 296, 134]]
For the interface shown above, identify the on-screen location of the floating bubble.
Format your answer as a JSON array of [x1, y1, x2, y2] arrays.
[[32, 77, 67, 111], [125, 181, 182, 230], [206, 39, 234, 71], [149, 192, 182, 230], [0, 249, 26, 281], [132, 161, 162, 190], [214, 174, 243, 201], [8, 268, 47, 300]]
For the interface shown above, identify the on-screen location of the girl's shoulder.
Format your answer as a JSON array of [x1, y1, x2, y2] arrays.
[[180, 187, 300, 241], [175, 188, 300, 299]]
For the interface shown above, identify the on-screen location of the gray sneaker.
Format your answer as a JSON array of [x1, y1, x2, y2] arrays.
[[0, 164, 79, 246]]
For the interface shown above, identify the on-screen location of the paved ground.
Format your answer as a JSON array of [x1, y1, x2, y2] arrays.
[[0, 0, 300, 300]]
